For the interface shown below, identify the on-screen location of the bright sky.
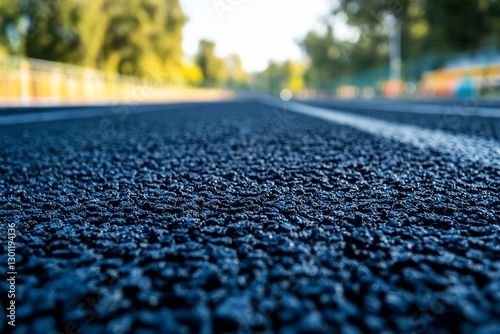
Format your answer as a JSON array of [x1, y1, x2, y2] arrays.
[[179, 0, 334, 73]]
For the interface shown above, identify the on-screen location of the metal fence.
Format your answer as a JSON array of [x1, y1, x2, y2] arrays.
[[0, 56, 234, 106]]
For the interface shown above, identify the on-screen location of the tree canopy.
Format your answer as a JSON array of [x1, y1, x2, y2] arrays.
[[195, 40, 227, 87], [256, 60, 305, 96], [300, 0, 500, 89], [0, 0, 187, 82]]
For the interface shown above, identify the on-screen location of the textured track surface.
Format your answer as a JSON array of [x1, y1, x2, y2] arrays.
[[0, 101, 499, 333]]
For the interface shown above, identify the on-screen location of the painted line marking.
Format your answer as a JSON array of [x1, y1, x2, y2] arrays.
[[0, 102, 223, 126], [263, 99, 500, 168]]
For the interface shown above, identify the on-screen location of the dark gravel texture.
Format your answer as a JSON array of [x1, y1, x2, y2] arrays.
[[0, 100, 499, 333]]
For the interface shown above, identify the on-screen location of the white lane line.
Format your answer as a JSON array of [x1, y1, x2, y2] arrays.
[[264, 99, 500, 168], [0, 108, 119, 125], [0, 103, 210, 126], [306, 100, 500, 118]]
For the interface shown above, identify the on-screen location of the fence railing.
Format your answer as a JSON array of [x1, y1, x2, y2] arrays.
[[0, 56, 234, 106]]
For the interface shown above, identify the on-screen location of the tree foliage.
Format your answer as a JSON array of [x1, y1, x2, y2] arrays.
[[301, 0, 500, 88], [195, 40, 227, 87], [256, 60, 305, 95], [0, 0, 187, 82], [226, 54, 250, 90]]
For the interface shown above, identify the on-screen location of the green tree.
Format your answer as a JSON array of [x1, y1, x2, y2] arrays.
[[422, 0, 500, 52], [0, 0, 77, 60], [0, 0, 27, 55], [99, 0, 186, 80], [0, 0, 187, 82], [256, 60, 305, 95], [226, 54, 250, 90], [334, 0, 500, 57], [195, 40, 227, 87], [300, 0, 500, 89]]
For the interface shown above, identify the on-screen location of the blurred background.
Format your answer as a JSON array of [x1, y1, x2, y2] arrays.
[[1, 0, 500, 105]]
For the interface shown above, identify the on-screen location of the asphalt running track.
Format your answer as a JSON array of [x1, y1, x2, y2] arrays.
[[0, 99, 499, 333]]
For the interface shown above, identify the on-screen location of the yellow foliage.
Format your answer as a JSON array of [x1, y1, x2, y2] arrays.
[[290, 77, 304, 92], [410, 22, 429, 39], [181, 63, 203, 85]]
